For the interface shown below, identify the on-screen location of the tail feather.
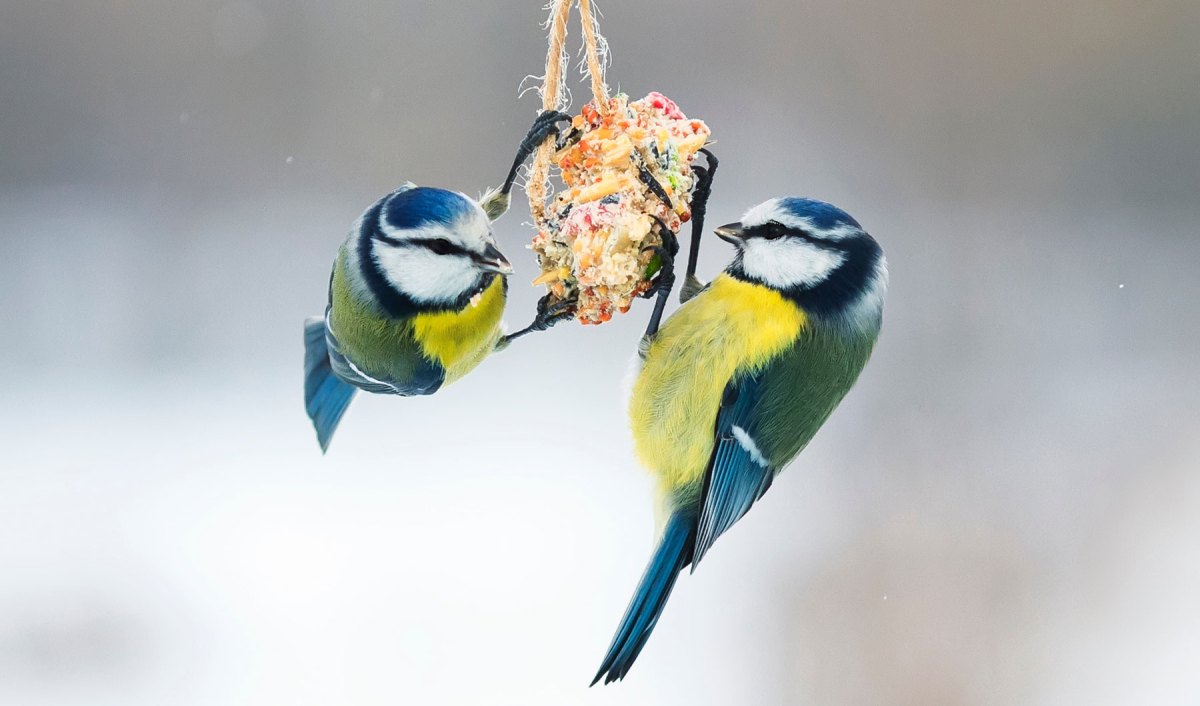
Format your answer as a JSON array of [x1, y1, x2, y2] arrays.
[[304, 316, 356, 452], [592, 513, 695, 685]]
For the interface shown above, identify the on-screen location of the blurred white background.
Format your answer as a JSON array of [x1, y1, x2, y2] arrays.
[[2, 1, 1198, 704]]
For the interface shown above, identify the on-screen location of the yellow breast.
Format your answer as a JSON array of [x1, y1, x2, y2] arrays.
[[629, 274, 807, 494], [412, 277, 506, 384]]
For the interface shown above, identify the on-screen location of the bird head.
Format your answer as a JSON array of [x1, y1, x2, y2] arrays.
[[367, 186, 512, 305], [718, 197, 887, 322]]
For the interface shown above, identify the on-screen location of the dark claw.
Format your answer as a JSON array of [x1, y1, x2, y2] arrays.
[[684, 148, 718, 283], [639, 244, 676, 299], [500, 294, 576, 348], [643, 217, 681, 340], [637, 164, 674, 210], [535, 293, 577, 328], [639, 216, 678, 308], [527, 110, 575, 154], [690, 149, 717, 210], [650, 215, 680, 257], [531, 109, 573, 130], [555, 126, 582, 151], [497, 110, 577, 199]]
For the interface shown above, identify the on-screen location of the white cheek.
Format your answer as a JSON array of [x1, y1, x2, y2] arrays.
[[373, 246, 479, 304], [739, 238, 846, 289]]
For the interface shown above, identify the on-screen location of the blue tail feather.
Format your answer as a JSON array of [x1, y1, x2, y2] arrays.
[[304, 316, 356, 453], [592, 513, 695, 685]]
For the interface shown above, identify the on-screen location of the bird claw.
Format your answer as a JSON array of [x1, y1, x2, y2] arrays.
[[534, 293, 577, 329], [498, 294, 575, 349], [556, 128, 582, 152], [637, 164, 674, 210], [640, 218, 679, 340], [496, 111, 579, 203], [641, 247, 676, 299], [640, 216, 678, 299], [680, 147, 718, 296], [655, 216, 681, 258], [530, 108, 571, 129], [528, 110, 577, 152]]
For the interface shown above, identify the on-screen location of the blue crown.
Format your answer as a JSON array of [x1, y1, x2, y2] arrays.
[[384, 187, 475, 230], [778, 197, 862, 232]]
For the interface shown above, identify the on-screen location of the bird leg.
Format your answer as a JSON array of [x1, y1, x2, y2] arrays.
[[497, 293, 577, 350], [680, 147, 718, 303], [481, 111, 579, 220], [640, 216, 679, 340]]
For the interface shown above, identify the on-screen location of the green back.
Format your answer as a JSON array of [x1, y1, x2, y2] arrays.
[[753, 319, 880, 468], [327, 247, 433, 386]]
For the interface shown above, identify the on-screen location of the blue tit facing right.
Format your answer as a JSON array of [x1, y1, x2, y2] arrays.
[[303, 184, 514, 452], [593, 197, 888, 684], [303, 112, 577, 452]]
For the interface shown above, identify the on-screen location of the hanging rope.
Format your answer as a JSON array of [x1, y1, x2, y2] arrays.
[[526, 0, 610, 222], [525, 0, 571, 223], [578, 0, 609, 111]]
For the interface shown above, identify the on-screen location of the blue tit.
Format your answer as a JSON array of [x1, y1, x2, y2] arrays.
[[302, 184, 514, 452], [592, 197, 888, 684], [303, 112, 578, 452]]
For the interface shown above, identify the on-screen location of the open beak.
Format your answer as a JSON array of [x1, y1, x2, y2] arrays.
[[474, 242, 513, 275], [714, 222, 745, 244]]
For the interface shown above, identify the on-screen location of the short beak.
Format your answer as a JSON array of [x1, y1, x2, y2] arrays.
[[714, 222, 745, 244], [474, 242, 513, 275]]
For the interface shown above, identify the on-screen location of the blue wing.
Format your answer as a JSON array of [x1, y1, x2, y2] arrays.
[[692, 371, 777, 568], [304, 315, 359, 452]]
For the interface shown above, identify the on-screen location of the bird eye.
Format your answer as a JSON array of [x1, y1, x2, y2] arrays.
[[761, 221, 787, 239], [427, 238, 456, 255]]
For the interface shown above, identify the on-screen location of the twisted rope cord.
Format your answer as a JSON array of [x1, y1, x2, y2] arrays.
[[578, 0, 609, 111], [525, 0, 571, 222], [526, 0, 610, 223]]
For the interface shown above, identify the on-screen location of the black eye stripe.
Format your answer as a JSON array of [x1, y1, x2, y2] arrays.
[[384, 237, 472, 256], [747, 220, 795, 240], [428, 238, 455, 255], [746, 221, 852, 250], [373, 233, 407, 247]]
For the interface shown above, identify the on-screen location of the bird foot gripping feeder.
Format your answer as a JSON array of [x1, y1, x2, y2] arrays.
[[523, 0, 713, 325]]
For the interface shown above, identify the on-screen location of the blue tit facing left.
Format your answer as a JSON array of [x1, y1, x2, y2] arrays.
[[592, 197, 888, 684], [303, 112, 577, 452]]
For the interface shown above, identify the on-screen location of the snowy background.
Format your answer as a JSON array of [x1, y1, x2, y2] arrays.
[[2, 1, 1199, 704]]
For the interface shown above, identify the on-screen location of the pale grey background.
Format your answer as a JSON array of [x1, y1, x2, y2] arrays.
[[2, 1, 1198, 704]]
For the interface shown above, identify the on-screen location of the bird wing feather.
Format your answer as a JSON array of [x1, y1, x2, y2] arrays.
[[322, 313, 415, 395], [692, 324, 878, 567], [328, 250, 446, 396], [693, 371, 776, 567]]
